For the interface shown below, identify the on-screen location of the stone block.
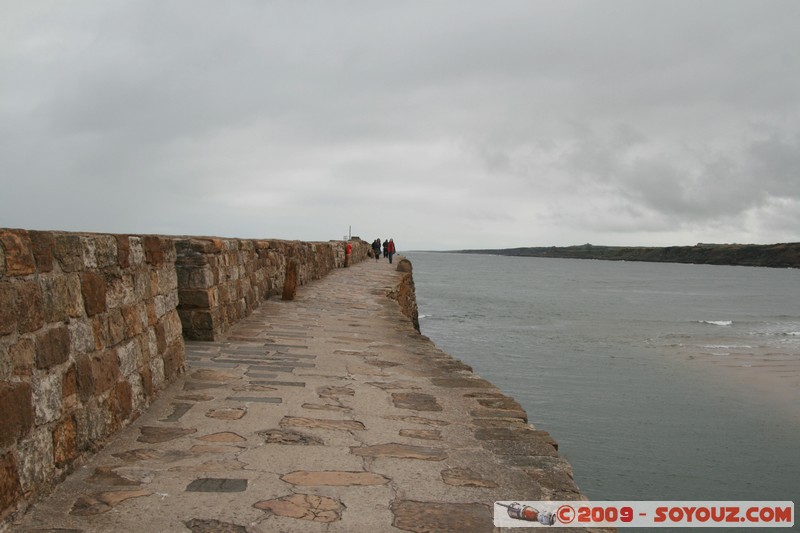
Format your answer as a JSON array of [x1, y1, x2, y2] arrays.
[[0, 230, 36, 276], [282, 258, 299, 301], [140, 364, 154, 398], [217, 283, 230, 304], [9, 338, 35, 377], [116, 235, 130, 268], [94, 349, 122, 394], [62, 363, 77, 406], [75, 354, 94, 402], [94, 234, 118, 268], [105, 309, 126, 346], [146, 301, 158, 326], [53, 416, 78, 467], [179, 288, 215, 309], [34, 325, 71, 369], [154, 292, 178, 318], [121, 304, 144, 337], [162, 339, 185, 379], [64, 273, 84, 317], [132, 269, 150, 300], [143, 236, 165, 266], [76, 402, 110, 445], [117, 338, 143, 378], [154, 322, 167, 353], [0, 382, 34, 446], [15, 279, 44, 333], [91, 316, 105, 350], [76, 351, 120, 399], [0, 282, 16, 336], [161, 239, 177, 264], [195, 238, 224, 254], [157, 266, 178, 294], [127, 373, 146, 419], [113, 380, 133, 423], [52, 234, 83, 272], [80, 236, 98, 269], [39, 275, 71, 323], [149, 355, 165, 389], [81, 271, 107, 316], [32, 372, 62, 425], [0, 452, 23, 520], [28, 230, 54, 272], [68, 318, 96, 354], [16, 427, 55, 494], [148, 270, 160, 299], [106, 273, 135, 309], [129, 236, 145, 266], [162, 310, 183, 343]]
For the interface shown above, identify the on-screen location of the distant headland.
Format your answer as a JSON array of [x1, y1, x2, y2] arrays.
[[452, 242, 800, 268]]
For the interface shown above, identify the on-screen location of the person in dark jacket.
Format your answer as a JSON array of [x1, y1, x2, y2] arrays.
[[372, 239, 381, 261]]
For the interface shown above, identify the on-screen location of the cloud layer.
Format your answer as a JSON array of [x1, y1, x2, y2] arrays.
[[2, 1, 798, 249]]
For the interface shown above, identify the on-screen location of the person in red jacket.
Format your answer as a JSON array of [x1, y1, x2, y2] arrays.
[[387, 238, 396, 264]]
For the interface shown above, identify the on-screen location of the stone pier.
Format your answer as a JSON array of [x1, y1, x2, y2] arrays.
[[5, 257, 602, 532]]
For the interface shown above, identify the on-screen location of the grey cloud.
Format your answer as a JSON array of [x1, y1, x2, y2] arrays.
[[1, 1, 799, 248]]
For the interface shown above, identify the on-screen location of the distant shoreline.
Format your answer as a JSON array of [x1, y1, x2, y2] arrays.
[[449, 242, 800, 269]]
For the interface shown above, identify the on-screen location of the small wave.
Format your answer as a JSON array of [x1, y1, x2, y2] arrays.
[[699, 344, 753, 349], [785, 332, 800, 337], [418, 314, 430, 320], [698, 320, 733, 326]]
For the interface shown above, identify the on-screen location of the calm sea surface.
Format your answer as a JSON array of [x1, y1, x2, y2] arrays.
[[407, 252, 799, 526]]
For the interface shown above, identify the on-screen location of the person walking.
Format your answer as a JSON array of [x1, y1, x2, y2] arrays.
[[382, 239, 389, 260], [387, 238, 396, 264], [372, 239, 381, 262]]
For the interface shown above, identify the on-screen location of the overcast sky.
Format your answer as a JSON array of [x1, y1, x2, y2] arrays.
[[1, 1, 798, 250]]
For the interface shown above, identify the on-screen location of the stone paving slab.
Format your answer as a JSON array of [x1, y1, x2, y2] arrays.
[[6, 258, 604, 533]]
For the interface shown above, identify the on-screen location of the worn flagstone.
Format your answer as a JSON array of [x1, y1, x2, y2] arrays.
[[258, 429, 323, 445], [85, 466, 142, 487], [317, 385, 354, 399], [253, 493, 343, 523], [301, 402, 352, 412], [280, 416, 365, 431], [205, 407, 246, 420], [112, 448, 191, 463], [399, 428, 442, 440], [70, 490, 151, 516], [392, 392, 442, 411], [185, 478, 247, 493], [383, 415, 450, 427], [196, 432, 246, 443]]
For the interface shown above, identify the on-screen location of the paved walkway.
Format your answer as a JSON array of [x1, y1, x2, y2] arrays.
[[8, 258, 586, 532]]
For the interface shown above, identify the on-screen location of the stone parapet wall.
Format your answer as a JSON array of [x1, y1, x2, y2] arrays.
[[0, 228, 369, 521], [176, 237, 370, 340], [0, 228, 185, 522], [389, 258, 420, 333]]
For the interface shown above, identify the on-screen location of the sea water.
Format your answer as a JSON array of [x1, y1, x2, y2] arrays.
[[407, 252, 799, 526]]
